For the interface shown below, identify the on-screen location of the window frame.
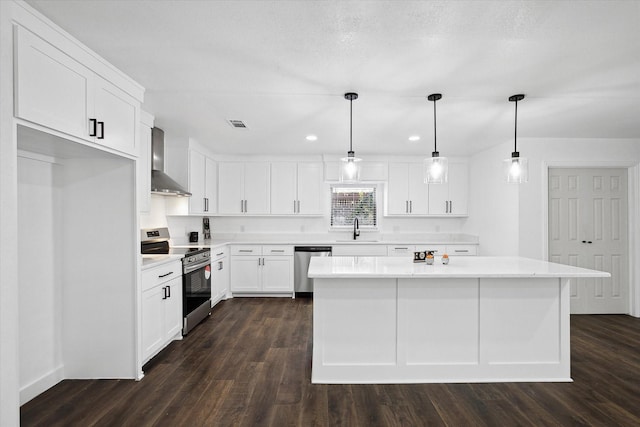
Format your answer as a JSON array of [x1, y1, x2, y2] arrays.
[[329, 184, 380, 231]]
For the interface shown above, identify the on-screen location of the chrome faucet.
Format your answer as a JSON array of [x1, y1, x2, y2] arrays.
[[353, 217, 360, 240]]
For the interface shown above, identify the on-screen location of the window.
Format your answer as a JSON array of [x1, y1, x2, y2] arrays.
[[330, 186, 377, 228]]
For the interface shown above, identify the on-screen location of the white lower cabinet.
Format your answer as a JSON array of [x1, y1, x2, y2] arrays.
[[211, 247, 229, 306], [141, 260, 183, 364], [230, 245, 293, 294]]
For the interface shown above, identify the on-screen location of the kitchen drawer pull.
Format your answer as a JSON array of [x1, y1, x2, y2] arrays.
[[238, 250, 253, 253], [394, 247, 408, 250], [158, 271, 174, 278], [216, 252, 224, 256], [97, 121, 105, 139], [455, 249, 469, 253], [89, 118, 97, 137], [271, 250, 285, 253]]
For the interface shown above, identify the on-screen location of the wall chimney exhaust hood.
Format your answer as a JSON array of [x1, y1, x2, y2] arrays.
[[151, 128, 191, 197]]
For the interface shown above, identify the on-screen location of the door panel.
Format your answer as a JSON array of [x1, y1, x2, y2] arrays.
[[548, 168, 628, 314]]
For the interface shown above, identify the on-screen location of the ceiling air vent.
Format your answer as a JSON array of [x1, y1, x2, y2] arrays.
[[227, 119, 248, 129]]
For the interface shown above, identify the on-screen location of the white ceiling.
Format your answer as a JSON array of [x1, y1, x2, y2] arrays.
[[26, 0, 640, 157]]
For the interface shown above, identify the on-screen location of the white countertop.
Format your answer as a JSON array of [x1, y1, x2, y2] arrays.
[[308, 256, 610, 279], [141, 254, 182, 270], [142, 233, 479, 270]]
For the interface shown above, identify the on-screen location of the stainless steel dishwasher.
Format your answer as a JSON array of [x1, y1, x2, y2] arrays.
[[294, 246, 332, 295]]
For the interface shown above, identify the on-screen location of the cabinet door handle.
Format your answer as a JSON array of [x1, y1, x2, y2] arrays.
[[405, 201, 408, 213], [97, 121, 105, 139], [167, 285, 171, 298], [162, 286, 167, 300], [244, 200, 247, 212], [158, 271, 174, 278], [89, 118, 97, 137], [449, 201, 453, 213], [297, 200, 301, 213], [409, 200, 412, 213], [218, 261, 223, 270]]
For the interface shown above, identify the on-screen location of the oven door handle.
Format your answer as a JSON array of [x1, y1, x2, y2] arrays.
[[183, 259, 211, 274]]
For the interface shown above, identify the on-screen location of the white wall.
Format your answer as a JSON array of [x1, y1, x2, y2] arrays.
[[463, 142, 519, 256], [17, 154, 64, 404]]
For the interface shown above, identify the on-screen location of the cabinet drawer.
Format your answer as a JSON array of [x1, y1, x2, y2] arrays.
[[211, 246, 227, 260], [447, 245, 478, 256], [142, 260, 182, 291], [387, 245, 415, 256], [414, 244, 447, 255], [231, 245, 262, 256], [263, 245, 293, 256]]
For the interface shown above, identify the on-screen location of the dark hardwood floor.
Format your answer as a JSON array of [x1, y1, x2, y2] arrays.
[[21, 298, 640, 426]]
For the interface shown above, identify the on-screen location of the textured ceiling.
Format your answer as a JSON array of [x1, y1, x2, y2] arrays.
[[26, 0, 640, 157]]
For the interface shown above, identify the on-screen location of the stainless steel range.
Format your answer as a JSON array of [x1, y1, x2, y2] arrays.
[[141, 228, 211, 335]]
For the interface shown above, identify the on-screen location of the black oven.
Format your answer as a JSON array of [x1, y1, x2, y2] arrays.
[[182, 250, 212, 335]]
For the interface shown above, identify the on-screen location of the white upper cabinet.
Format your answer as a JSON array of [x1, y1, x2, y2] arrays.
[[14, 26, 140, 157], [271, 162, 323, 215], [386, 163, 429, 215], [270, 162, 297, 214], [92, 76, 139, 155], [427, 161, 469, 216], [218, 162, 270, 215], [188, 149, 217, 215]]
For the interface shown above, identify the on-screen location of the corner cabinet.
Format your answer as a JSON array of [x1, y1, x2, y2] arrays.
[[14, 25, 140, 157], [189, 149, 217, 215], [230, 245, 293, 295], [270, 162, 323, 215], [141, 260, 183, 364], [386, 161, 469, 217], [218, 162, 270, 215]]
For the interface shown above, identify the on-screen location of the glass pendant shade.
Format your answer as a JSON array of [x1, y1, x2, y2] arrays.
[[503, 155, 528, 183], [340, 152, 362, 182], [424, 155, 448, 184]]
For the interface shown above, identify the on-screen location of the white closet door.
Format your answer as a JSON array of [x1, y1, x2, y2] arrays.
[[548, 168, 628, 314]]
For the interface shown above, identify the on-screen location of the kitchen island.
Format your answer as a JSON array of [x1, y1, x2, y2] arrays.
[[308, 256, 609, 384]]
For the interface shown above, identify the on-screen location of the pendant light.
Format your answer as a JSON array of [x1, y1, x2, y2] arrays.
[[424, 93, 448, 184], [340, 92, 361, 182], [504, 94, 528, 183]]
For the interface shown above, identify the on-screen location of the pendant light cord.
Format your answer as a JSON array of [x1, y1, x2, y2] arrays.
[[514, 98, 518, 153], [349, 97, 353, 152], [433, 98, 437, 153]]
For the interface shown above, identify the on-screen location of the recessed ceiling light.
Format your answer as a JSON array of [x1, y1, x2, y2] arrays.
[[306, 135, 318, 141], [409, 135, 421, 142]]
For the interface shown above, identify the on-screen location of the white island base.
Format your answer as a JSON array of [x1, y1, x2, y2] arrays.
[[309, 257, 609, 384]]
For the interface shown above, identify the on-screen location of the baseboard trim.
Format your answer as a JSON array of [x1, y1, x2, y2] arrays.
[[20, 365, 64, 405]]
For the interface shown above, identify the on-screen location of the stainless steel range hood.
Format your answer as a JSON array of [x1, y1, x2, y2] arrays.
[[151, 128, 191, 197]]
